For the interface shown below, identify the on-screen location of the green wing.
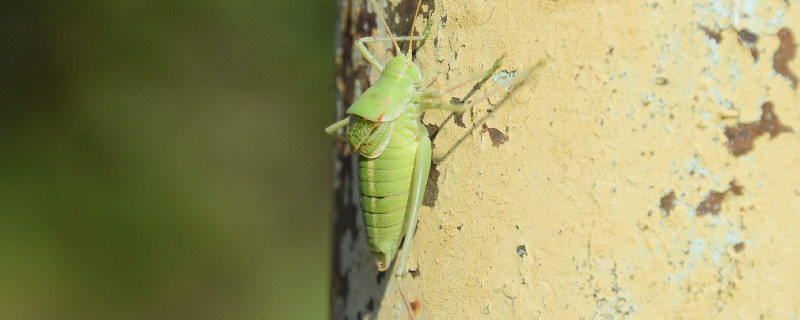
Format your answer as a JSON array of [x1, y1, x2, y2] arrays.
[[346, 80, 413, 122], [346, 117, 393, 158]]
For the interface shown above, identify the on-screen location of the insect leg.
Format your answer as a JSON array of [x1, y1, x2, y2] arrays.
[[356, 34, 431, 73], [417, 84, 508, 113], [325, 116, 351, 142], [396, 15, 434, 49], [419, 60, 546, 112], [394, 134, 430, 279], [355, 37, 389, 72], [356, 16, 434, 72], [419, 56, 504, 99], [392, 130, 431, 319]]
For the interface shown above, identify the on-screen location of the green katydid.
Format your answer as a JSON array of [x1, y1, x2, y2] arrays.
[[326, 0, 538, 318]]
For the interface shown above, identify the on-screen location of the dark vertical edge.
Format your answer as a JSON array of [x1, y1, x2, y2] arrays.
[[329, 0, 346, 318], [330, 0, 373, 319]]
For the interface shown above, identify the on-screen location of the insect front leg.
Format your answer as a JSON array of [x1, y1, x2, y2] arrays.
[[393, 129, 431, 320], [325, 116, 351, 142]]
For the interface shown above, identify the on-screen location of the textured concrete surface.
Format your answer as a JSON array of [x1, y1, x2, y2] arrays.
[[336, 0, 800, 318]]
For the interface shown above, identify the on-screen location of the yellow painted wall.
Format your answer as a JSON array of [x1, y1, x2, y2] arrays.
[[358, 0, 800, 318]]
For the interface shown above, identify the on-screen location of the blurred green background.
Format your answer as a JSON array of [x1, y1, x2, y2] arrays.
[[1, 1, 335, 319]]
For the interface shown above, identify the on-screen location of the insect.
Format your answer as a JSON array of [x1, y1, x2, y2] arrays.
[[326, 0, 538, 318]]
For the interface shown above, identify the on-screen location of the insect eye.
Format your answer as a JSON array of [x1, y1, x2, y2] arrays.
[[406, 62, 413, 67]]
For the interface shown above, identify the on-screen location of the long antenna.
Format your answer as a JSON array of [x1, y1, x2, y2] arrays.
[[407, 0, 423, 54], [369, 0, 400, 54]]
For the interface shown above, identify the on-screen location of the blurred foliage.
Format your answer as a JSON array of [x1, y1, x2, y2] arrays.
[[0, 0, 335, 319]]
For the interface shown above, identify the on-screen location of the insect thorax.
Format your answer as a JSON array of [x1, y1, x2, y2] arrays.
[[384, 54, 422, 85]]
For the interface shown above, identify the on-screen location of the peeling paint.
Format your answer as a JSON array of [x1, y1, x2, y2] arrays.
[[481, 123, 508, 147], [724, 102, 793, 156], [699, 25, 722, 43], [736, 28, 759, 60], [773, 28, 798, 89], [659, 190, 677, 216], [696, 180, 744, 217], [422, 163, 439, 207]]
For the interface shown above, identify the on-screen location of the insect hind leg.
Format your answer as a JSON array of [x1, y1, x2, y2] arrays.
[[391, 133, 430, 319]]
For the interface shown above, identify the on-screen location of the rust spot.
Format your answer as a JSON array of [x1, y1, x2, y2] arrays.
[[424, 122, 438, 137], [424, 122, 438, 149], [481, 123, 509, 147], [408, 266, 421, 279], [724, 102, 793, 156], [516, 245, 527, 258], [737, 28, 759, 60], [454, 112, 466, 127], [737, 29, 758, 44], [422, 163, 439, 207], [734, 242, 745, 253], [773, 28, 797, 89], [729, 180, 744, 196], [699, 26, 722, 43], [724, 124, 758, 156], [696, 190, 727, 216], [410, 300, 421, 315], [696, 180, 744, 217], [659, 190, 677, 216], [449, 96, 467, 128]]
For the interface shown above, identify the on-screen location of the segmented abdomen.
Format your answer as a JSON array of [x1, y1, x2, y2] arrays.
[[358, 126, 417, 254]]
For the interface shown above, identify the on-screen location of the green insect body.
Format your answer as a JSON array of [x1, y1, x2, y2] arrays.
[[347, 64, 429, 270], [326, 0, 514, 318], [327, 34, 503, 274]]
